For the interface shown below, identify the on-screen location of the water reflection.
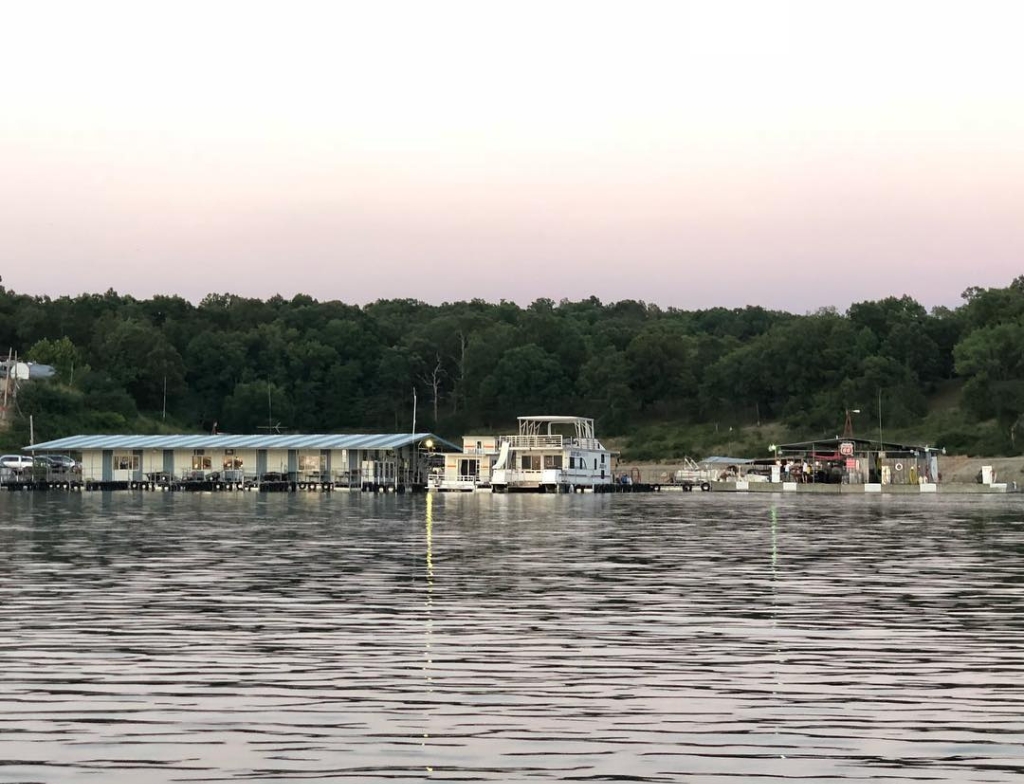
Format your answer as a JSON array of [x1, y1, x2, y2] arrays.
[[0, 492, 1022, 782], [423, 490, 435, 775]]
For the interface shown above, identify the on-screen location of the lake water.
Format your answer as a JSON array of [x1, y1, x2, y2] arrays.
[[1, 491, 1023, 783]]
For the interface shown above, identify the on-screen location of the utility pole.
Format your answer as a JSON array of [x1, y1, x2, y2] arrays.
[[1, 348, 10, 410], [878, 388, 883, 449]]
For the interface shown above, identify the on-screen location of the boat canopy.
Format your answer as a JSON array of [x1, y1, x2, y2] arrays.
[[699, 456, 754, 465]]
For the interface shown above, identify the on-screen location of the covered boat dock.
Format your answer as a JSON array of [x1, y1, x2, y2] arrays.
[[15, 432, 460, 492]]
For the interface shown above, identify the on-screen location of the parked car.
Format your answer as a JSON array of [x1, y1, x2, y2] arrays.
[[33, 456, 62, 473], [36, 454, 81, 473], [0, 454, 34, 472]]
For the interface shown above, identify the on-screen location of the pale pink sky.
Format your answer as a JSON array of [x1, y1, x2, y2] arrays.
[[2, 0, 1022, 312]]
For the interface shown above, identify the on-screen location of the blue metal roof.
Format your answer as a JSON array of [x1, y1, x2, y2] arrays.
[[24, 433, 461, 453]]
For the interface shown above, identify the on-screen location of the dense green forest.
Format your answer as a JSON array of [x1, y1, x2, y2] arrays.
[[2, 278, 1024, 458]]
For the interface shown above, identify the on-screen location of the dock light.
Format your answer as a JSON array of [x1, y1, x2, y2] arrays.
[[424, 439, 434, 449]]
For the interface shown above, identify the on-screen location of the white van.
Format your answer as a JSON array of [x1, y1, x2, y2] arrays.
[[0, 454, 34, 472]]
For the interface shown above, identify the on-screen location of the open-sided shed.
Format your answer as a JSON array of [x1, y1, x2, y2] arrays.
[[772, 436, 939, 484]]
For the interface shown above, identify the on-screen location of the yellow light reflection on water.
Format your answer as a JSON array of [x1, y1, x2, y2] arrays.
[[423, 491, 434, 774], [426, 492, 434, 581]]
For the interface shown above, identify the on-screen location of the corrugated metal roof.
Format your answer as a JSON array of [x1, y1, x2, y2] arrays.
[[24, 433, 461, 453], [775, 437, 922, 452]]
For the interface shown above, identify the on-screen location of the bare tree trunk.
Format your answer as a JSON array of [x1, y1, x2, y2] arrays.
[[418, 354, 445, 425]]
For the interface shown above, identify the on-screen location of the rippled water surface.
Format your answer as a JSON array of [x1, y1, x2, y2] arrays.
[[2, 491, 1023, 783]]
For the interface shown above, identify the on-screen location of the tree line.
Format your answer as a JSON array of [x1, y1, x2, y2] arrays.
[[2, 278, 1023, 455]]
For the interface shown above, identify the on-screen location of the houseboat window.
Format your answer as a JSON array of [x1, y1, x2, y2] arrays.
[[192, 454, 212, 470], [601, 454, 605, 464], [544, 455, 562, 469], [521, 455, 542, 470], [223, 455, 243, 469], [569, 457, 575, 469], [113, 453, 139, 471], [593, 459, 597, 470], [459, 459, 479, 477]]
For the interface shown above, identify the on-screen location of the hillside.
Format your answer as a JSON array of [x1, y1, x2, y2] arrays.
[[2, 280, 1024, 455]]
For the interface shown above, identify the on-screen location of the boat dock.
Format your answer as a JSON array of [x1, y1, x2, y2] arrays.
[[5, 427, 1016, 496], [0, 476, 434, 493]]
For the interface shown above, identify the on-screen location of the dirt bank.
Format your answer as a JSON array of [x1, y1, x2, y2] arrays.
[[935, 455, 1024, 485]]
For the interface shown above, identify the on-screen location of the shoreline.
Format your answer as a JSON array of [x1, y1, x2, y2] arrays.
[[618, 455, 1024, 491], [698, 481, 1016, 494]]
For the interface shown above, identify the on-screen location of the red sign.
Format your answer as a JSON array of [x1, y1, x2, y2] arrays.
[[846, 458, 857, 469], [839, 441, 855, 456]]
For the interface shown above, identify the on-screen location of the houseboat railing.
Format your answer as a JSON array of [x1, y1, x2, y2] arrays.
[[433, 472, 481, 487], [506, 435, 562, 449], [503, 435, 604, 451]]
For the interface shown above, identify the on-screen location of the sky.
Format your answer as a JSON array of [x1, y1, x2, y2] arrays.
[[2, 0, 1023, 313]]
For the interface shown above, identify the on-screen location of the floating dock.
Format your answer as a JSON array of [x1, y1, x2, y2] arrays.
[[0, 478, 432, 493]]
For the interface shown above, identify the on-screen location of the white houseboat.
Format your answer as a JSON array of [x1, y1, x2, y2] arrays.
[[489, 415, 614, 493]]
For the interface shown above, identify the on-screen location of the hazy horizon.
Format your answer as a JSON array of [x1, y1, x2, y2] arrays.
[[0, 277, 1014, 316], [3, 1, 1022, 313]]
